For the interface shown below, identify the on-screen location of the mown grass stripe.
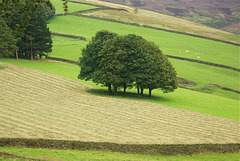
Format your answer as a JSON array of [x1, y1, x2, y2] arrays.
[[0, 63, 238, 145]]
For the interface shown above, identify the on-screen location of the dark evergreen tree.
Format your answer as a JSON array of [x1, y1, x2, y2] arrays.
[[0, 16, 17, 58], [17, 2, 53, 60], [0, 0, 63, 32]]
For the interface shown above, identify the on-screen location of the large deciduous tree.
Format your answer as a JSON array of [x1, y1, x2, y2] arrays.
[[78, 30, 118, 93], [97, 36, 128, 94], [79, 31, 177, 97]]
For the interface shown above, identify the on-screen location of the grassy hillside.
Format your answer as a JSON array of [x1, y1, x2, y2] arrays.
[[51, 36, 87, 60], [50, 39, 240, 100], [51, 0, 98, 14], [46, 14, 239, 100], [99, 0, 240, 33], [80, 8, 239, 44], [0, 1, 239, 160], [0, 62, 239, 146], [1, 147, 239, 161], [1, 60, 239, 121], [47, 15, 239, 68]]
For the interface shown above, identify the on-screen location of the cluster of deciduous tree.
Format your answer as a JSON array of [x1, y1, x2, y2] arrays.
[[0, 0, 57, 59], [79, 31, 178, 97]]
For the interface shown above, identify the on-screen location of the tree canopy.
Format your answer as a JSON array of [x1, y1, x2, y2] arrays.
[[0, 17, 17, 58], [79, 31, 178, 97], [0, 0, 55, 60]]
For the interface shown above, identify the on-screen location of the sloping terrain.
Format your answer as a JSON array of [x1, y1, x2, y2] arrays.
[[0, 63, 239, 144], [99, 0, 240, 31], [83, 0, 239, 43], [221, 23, 240, 35]]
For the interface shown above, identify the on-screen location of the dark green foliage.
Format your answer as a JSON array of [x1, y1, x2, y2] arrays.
[[0, 0, 58, 60], [0, 0, 55, 33], [0, 17, 17, 58], [123, 34, 177, 96], [79, 31, 177, 96], [79, 30, 118, 91], [0, 138, 239, 156], [96, 36, 128, 93], [17, 3, 53, 60]]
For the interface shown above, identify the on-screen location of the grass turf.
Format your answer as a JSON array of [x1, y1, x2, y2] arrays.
[[80, 9, 239, 44], [0, 147, 239, 161], [0, 59, 238, 120], [51, 36, 88, 60], [47, 15, 239, 68], [51, 0, 97, 14]]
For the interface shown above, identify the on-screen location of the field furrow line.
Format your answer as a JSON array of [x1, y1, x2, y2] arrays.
[[0, 63, 239, 144], [0, 80, 237, 141], [0, 67, 236, 130]]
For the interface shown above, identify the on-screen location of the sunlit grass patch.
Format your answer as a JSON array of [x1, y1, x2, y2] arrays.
[[51, 36, 87, 61], [1, 59, 238, 120], [47, 15, 239, 68], [51, 0, 98, 14], [0, 147, 239, 161]]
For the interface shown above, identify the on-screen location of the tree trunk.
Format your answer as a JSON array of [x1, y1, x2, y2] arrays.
[[15, 50, 18, 59], [31, 53, 33, 60], [108, 84, 112, 94], [114, 86, 117, 95], [137, 87, 140, 97], [123, 83, 126, 94], [30, 40, 33, 60], [33, 53, 35, 60], [149, 88, 152, 97], [141, 88, 144, 95]]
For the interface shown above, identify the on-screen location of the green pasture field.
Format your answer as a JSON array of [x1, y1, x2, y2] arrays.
[[0, 147, 239, 161], [1, 59, 238, 120], [51, 0, 97, 14], [49, 36, 239, 100], [47, 15, 239, 68], [80, 9, 239, 44], [169, 59, 239, 92], [51, 36, 87, 60]]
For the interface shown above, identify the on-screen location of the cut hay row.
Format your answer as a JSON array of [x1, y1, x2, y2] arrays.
[[0, 63, 239, 145]]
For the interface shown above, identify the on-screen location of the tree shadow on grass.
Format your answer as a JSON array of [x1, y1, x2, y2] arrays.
[[87, 88, 171, 103]]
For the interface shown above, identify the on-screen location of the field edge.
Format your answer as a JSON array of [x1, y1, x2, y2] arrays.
[[0, 138, 239, 156]]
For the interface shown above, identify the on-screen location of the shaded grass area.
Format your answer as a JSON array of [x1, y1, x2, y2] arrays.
[[47, 15, 239, 68], [0, 66, 4, 69], [0, 147, 239, 161], [51, 0, 97, 14], [0, 59, 239, 120]]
